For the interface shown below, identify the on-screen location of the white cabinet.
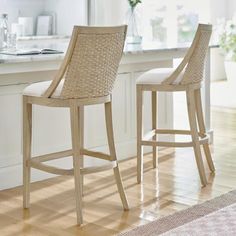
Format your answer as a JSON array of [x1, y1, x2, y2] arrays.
[[32, 106, 71, 155], [112, 73, 132, 143], [83, 73, 131, 149], [131, 72, 174, 139], [0, 85, 25, 168]]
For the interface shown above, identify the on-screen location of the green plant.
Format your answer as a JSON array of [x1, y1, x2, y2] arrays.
[[218, 18, 236, 61], [128, 0, 142, 8]]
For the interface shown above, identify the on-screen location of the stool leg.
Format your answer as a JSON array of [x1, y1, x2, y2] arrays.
[[152, 91, 157, 168], [23, 96, 32, 208], [79, 106, 85, 195], [194, 89, 215, 172], [70, 102, 83, 225], [186, 89, 207, 186], [105, 101, 129, 210], [137, 86, 144, 183]]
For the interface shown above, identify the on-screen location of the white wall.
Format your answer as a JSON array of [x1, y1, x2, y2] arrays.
[[209, 0, 232, 81], [45, 0, 88, 35], [209, 0, 227, 24], [209, 0, 236, 21], [0, 0, 45, 33], [91, 0, 233, 27], [226, 0, 236, 19], [91, 0, 127, 25], [0, 0, 88, 36]]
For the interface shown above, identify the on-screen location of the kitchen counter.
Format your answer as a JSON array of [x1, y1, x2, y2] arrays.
[[0, 40, 190, 77], [0, 52, 65, 64], [0, 40, 189, 65]]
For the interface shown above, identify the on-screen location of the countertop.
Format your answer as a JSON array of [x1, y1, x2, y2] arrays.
[[0, 39, 190, 65]]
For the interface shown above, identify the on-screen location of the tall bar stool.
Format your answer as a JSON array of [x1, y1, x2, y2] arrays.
[[136, 24, 215, 186], [22, 25, 129, 225]]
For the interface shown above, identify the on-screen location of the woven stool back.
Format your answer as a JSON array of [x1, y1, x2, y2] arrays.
[[61, 26, 127, 99], [181, 24, 212, 84], [43, 25, 127, 99], [161, 24, 212, 86]]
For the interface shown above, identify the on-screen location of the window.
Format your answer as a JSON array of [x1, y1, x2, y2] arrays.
[[89, 0, 211, 44], [140, 0, 210, 44]]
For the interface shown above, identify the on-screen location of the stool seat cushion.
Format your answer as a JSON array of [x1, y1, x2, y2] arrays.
[[136, 68, 184, 85], [23, 80, 64, 98]]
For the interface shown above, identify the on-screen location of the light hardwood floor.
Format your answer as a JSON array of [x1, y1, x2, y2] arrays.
[[0, 109, 236, 236]]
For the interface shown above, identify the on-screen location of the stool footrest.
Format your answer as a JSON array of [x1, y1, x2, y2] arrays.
[[31, 148, 112, 163], [29, 159, 117, 176], [29, 148, 115, 176], [155, 129, 206, 138], [81, 149, 111, 161], [141, 129, 209, 148], [81, 161, 117, 175], [30, 160, 74, 176]]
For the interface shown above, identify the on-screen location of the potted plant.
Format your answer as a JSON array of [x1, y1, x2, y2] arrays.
[[218, 16, 236, 86], [126, 0, 142, 44]]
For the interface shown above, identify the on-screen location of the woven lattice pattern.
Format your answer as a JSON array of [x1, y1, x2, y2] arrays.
[[181, 29, 212, 85], [61, 31, 125, 99]]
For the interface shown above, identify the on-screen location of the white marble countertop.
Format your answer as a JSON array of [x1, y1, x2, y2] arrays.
[[0, 39, 190, 65], [0, 52, 65, 64]]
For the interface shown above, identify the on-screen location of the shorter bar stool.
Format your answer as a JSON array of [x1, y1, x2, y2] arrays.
[[136, 24, 215, 186], [22, 25, 129, 225]]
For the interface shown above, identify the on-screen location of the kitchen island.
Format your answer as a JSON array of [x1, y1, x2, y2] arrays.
[[0, 39, 211, 189]]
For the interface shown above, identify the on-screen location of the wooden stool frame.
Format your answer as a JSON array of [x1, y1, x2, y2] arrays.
[[23, 25, 129, 225], [136, 24, 215, 186]]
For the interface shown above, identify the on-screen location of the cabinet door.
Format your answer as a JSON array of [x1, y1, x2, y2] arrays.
[[85, 73, 131, 148], [0, 85, 25, 168], [131, 72, 173, 139], [32, 106, 71, 155], [131, 72, 152, 138], [112, 73, 132, 142]]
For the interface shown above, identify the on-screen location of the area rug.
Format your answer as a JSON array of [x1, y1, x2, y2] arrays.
[[119, 190, 236, 236]]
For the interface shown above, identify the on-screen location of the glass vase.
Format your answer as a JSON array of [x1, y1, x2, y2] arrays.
[[126, 6, 142, 44]]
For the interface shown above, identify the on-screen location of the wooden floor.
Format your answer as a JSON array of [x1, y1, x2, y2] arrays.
[[1, 109, 236, 236]]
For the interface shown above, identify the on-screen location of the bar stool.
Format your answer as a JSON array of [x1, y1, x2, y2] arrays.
[[22, 25, 129, 225], [136, 24, 215, 186]]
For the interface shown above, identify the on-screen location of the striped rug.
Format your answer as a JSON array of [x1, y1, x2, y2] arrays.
[[119, 190, 236, 236]]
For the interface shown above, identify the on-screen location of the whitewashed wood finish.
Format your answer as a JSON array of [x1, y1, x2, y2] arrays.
[[194, 89, 215, 172], [104, 101, 129, 210], [23, 96, 32, 208], [186, 89, 207, 186], [22, 26, 129, 225], [136, 24, 215, 186], [136, 84, 214, 186], [152, 91, 157, 168], [70, 101, 83, 225], [136, 85, 143, 184]]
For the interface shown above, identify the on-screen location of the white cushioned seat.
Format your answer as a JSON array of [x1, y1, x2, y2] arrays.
[[136, 68, 184, 85], [23, 80, 64, 98]]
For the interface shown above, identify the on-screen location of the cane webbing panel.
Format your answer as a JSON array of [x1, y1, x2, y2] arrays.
[[61, 27, 126, 99]]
